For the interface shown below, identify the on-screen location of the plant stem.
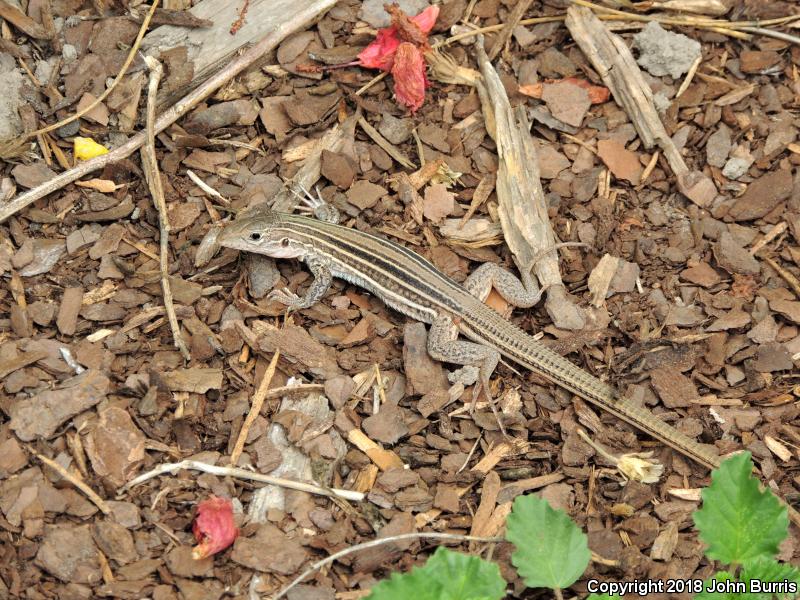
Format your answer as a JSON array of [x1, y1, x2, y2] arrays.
[[555, 588, 564, 600]]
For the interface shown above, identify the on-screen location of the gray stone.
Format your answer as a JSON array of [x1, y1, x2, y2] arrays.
[[706, 124, 732, 168], [378, 113, 413, 145], [722, 156, 753, 180], [0, 69, 25, 141], [633, 21, 701, 79], [359, 0, 429, 28]]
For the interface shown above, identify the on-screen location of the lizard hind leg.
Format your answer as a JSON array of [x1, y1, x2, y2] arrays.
[[463, 262, 544, 308], [427, 315, 506, 436]]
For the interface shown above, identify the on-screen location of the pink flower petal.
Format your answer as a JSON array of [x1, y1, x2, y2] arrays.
[[358, 28, 401, 71], [411, 5, 439, 34], [392, 42, 428, 114], [357, 5, 439, 73], [192, 496, 238, 559]]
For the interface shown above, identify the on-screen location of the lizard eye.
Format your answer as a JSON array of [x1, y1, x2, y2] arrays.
[[249, 232, 262, 242], [281, 238, 290, 247]]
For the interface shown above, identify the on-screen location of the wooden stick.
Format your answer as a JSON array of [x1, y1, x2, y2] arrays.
[[118, 458, 363, 502], [141, 55, 190, 361], [27, 0, 158, 141], [35, 451, 111, 515], [272, 532, 504, 600], [229, 351, 280, 466], [565, 6, 717, 208], [487, 0, 533, 61]]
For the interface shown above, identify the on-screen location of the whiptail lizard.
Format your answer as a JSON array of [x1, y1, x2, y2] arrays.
[[218, 191, 724, 472]]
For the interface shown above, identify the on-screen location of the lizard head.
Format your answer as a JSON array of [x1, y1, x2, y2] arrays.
[[217, 210, 304, 258]]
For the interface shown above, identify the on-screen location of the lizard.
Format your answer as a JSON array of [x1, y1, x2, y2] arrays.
[[217, 190, 724, 473]]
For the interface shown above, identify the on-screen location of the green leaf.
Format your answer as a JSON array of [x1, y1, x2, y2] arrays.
[[741, 556, 800, 600], [586, 595, 622, 600], [693, 452, 788, 565], [365, 547, 506, 600], [505, 494, 591, 590], [693, 560, 800, 600]]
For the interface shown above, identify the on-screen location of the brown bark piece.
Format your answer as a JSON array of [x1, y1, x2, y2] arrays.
[[85, 407, 146, 487], [57, 287, 84, 336], [727, 168, 792, 221], [9, 370, 110, 441], [650, 367, 700, 409], [470, 470, 501, 537], [402, 322, 449, 395]]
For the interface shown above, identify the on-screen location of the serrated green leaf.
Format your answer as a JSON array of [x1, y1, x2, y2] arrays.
[[693, 452, 788, 565], [424, 547, 507, 600], [741, 556, 800, 600], [505, 494, 591, 590], [366, 567, 443, 600], [365, 547, 506, 600], [693, 560, 800, 600]]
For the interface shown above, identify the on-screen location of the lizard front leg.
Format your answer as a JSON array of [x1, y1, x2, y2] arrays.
[[269, 254, 333, 311], [427, 314, 506, 435], [294, 186, 340, 224]]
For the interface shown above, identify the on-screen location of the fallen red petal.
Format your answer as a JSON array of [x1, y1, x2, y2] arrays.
[[192, 496, 238, 559], [357, 5, 439, 73], [392, 42, 428, 114], [358, 27, 401, 71], [410, 5, 439, 34]]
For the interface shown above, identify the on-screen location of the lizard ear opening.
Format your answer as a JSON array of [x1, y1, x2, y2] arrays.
[[249, 232, 262, 242]]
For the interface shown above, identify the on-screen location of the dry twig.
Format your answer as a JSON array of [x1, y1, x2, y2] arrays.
[[487, 0, 534, 60], [141, 55, 191, 362], [229, 351, 280, 466], [119, 459, 363, 501], [565, 6, 717, 209], [35, 451, 111, 515]]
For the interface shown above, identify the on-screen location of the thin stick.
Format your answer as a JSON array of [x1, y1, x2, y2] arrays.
[[0, 0, 337, 224], [141, 55, 191, 362], [266, 383, 324, 396], [487, 0, 534, 61], [25, 0, 159, 141], [357, 116, 415, 169], [35, 452, 111, 515], [738, 26, 800, 46], [436, 8, 800, 48], [271, 532, 504, 600], [761, 256, 800, 298], [118, 458, 364, 501], [230, 351, 280, 466], [186, 169, 230, 204], [750, 222, 787, 256]]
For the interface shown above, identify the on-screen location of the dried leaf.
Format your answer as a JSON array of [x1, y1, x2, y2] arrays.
[[75, 178, 123, 193], [519, 77, 611, 104]]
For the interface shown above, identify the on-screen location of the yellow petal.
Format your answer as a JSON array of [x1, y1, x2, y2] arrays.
[[74, 137, 109, 160]]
